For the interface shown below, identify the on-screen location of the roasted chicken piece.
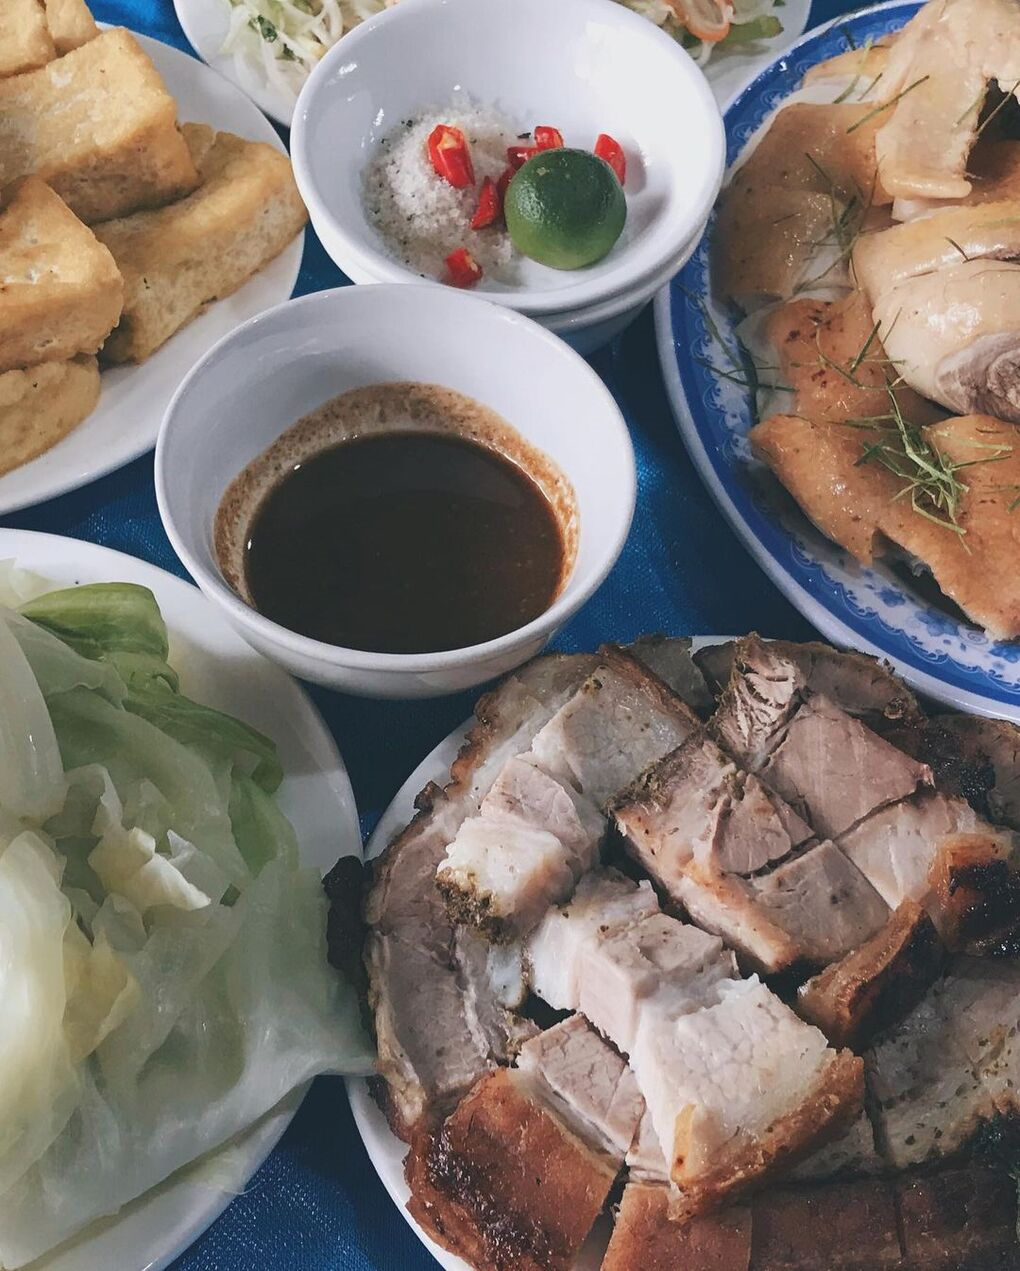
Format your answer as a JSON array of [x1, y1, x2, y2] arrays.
[[752, 412, 1020, 636], [802, 39, 893, 87]]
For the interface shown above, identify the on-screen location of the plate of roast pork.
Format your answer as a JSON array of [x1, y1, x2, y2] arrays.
[[658, 0, 1020, 721], [348, 634, 1020, 1270]]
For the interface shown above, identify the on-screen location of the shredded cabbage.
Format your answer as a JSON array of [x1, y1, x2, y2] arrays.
[[220, 0, 388, 102], [0, 583, 372, 1268], [615, 0, 783, 62]]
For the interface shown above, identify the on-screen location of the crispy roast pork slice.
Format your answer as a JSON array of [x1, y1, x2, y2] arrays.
[[786, 1110, 884, 1182], [437, 649, 698, 938], [865, 960, 1020, 1170], [676, 841, 889, 976], [605, 1168, 1020, 1271], [899, 713, 1020, 830], [612, 731, 814, 880], [628, 635, 715, 716], [797, 901, 943, 1048], [630, 978, 863, 1212], [405, 1017, 640, 1271], [364, 653, 596, 1137]]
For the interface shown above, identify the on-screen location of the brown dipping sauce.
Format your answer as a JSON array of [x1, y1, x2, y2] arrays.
[[215, 383, 577, 655]]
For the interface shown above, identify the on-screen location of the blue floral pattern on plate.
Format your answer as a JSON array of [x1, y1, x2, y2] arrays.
[[655, 0, 1020, 720]]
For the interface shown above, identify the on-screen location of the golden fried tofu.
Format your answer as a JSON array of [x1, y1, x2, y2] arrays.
[[0, 0, 55, 77], [96, 125, 306, 363], [0, 354, 99, 476], [0, 177, 123, 372], [0, 28, 199, 224], [44, 0, 98, 54]]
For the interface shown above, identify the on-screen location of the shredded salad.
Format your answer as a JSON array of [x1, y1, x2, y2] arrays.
[[219, 0, 784, 102], [0, 566, 371, 1269]]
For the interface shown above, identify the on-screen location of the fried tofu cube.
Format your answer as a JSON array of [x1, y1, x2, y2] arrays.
[[0, 28, 199, 224], [95, 124, 306, 363], [0, 355, 99, 476], [44, 0, 98, 54], [0, 177, 123, 372], [0, 0, 55, 78]]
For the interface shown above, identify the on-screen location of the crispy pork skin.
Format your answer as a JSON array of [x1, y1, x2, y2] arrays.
[[928, 832, 1020, 955], [603, 1185, 753, 1271], [364, 654, 595, 1136], [750, 1179, 904, 1270], [406, 1018, 639, 1271], [896, 1167, 1020, 1271], [904, 714, 1020, 830], [797, 901, 943, 1047]]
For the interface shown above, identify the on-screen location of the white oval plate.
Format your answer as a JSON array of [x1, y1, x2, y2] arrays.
[[0, 30, 304, 517], [656, 0, 1020, 724], [348, 637, 725, 1270], [173, 0, 808, 126], [0, 529, 359, 1271]]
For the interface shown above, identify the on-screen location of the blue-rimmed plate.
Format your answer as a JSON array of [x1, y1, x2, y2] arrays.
[[655, 0, 1020, 722]]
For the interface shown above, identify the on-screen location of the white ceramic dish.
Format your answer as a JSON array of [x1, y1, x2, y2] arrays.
[[175, 0, 808, 127], [156, 284, 636, 699], [0, 529, 360, 1271], [290, 0, 724, 318], [0, 30, 303, 517], [350, 635, 728, 1269]]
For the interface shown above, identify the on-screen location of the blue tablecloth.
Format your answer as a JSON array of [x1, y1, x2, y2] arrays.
[[3, 1, 854, 1264]]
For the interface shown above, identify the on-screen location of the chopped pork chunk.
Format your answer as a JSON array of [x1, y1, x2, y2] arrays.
[[787, 1110, 884, 1181], [896, 1167, 1020, 1271], [928, 831, 1020, 954], [625, 1103, 670, 1183], [364, 654, 595, 1136], [797, 901, 943, 1047], [675, 865, 807, 974], [630, 978, 863, 1212], [903, 713, 1020, 830], [934, 957, 1020, 1117], [526, 869, 660, 1012], [758, 695, 931, 839], [437, 650, 697, 938], [627, 635, 714, 715], [612, 731, 813, 881], [751, 1179, 904, 1270], [603, 1185, 752, 1271]]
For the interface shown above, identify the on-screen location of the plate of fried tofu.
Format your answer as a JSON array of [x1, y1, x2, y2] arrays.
[[0, 6, 307, 514]]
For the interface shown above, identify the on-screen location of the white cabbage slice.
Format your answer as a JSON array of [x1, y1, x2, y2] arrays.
[[0, 834, 79, 1196], [0, 615, 66, 824]]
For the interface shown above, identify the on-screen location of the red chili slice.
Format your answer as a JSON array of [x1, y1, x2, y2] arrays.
[[534, 125, 564, 151], [594, 133, 626, 184], [497, 166, 514, 202], [427, 124, 475, 188], [470, 176, 502, 230], [507, 144, 538, 171], [445, 246, 483, 288]]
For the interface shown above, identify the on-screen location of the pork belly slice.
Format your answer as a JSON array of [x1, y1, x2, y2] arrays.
[[896, 1166, 1020, 1271], [529, 646, 700, 807], [676, 840, 889, 975], [603, 1185, 752, 1271], [626, 1104, 670, 1183], [405, 1018, 639, 1271], [364, 653, 595, 1136], [928, 832, 1020, 956], [935, 958, 1020, 1119], [797, 901, 943, 1048], [627, 634, 714, 716], [630, 977, 864, 1212], [526, 869, 661, 1012], [865, 984, 997, 1170], [786, 1110, 884, 1182], [437, 649, 696, 938], [611, 731, 813, 881]]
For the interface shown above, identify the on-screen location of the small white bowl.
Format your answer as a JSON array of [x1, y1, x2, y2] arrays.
[[290, 0, 724, 318], [155, 285, 636, 699]]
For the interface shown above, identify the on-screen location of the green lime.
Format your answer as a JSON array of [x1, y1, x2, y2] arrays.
[[504, 148, 627, 270]]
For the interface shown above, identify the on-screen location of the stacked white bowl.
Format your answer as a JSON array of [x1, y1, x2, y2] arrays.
[[290, 0, 725, 354]]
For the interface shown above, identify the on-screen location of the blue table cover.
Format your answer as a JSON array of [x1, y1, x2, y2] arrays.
[[4, 1, 857, 1264]]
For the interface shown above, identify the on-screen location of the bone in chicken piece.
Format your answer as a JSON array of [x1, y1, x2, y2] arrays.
[[802, 39, 893, 86], [891, 137, 1020, 221], [752, 413, 1020, 637], [762, 292, 945, 428], [437, 650, 698, 937], [870, 259, 1020, 422], [873, 0, 1020, 201], [864, 961, 1020, 1169], [364, 653, 595, 1136], [405, 1017, 640, 1271], [630, 977, 863, 1213], [797, 900, 943, 1048]]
